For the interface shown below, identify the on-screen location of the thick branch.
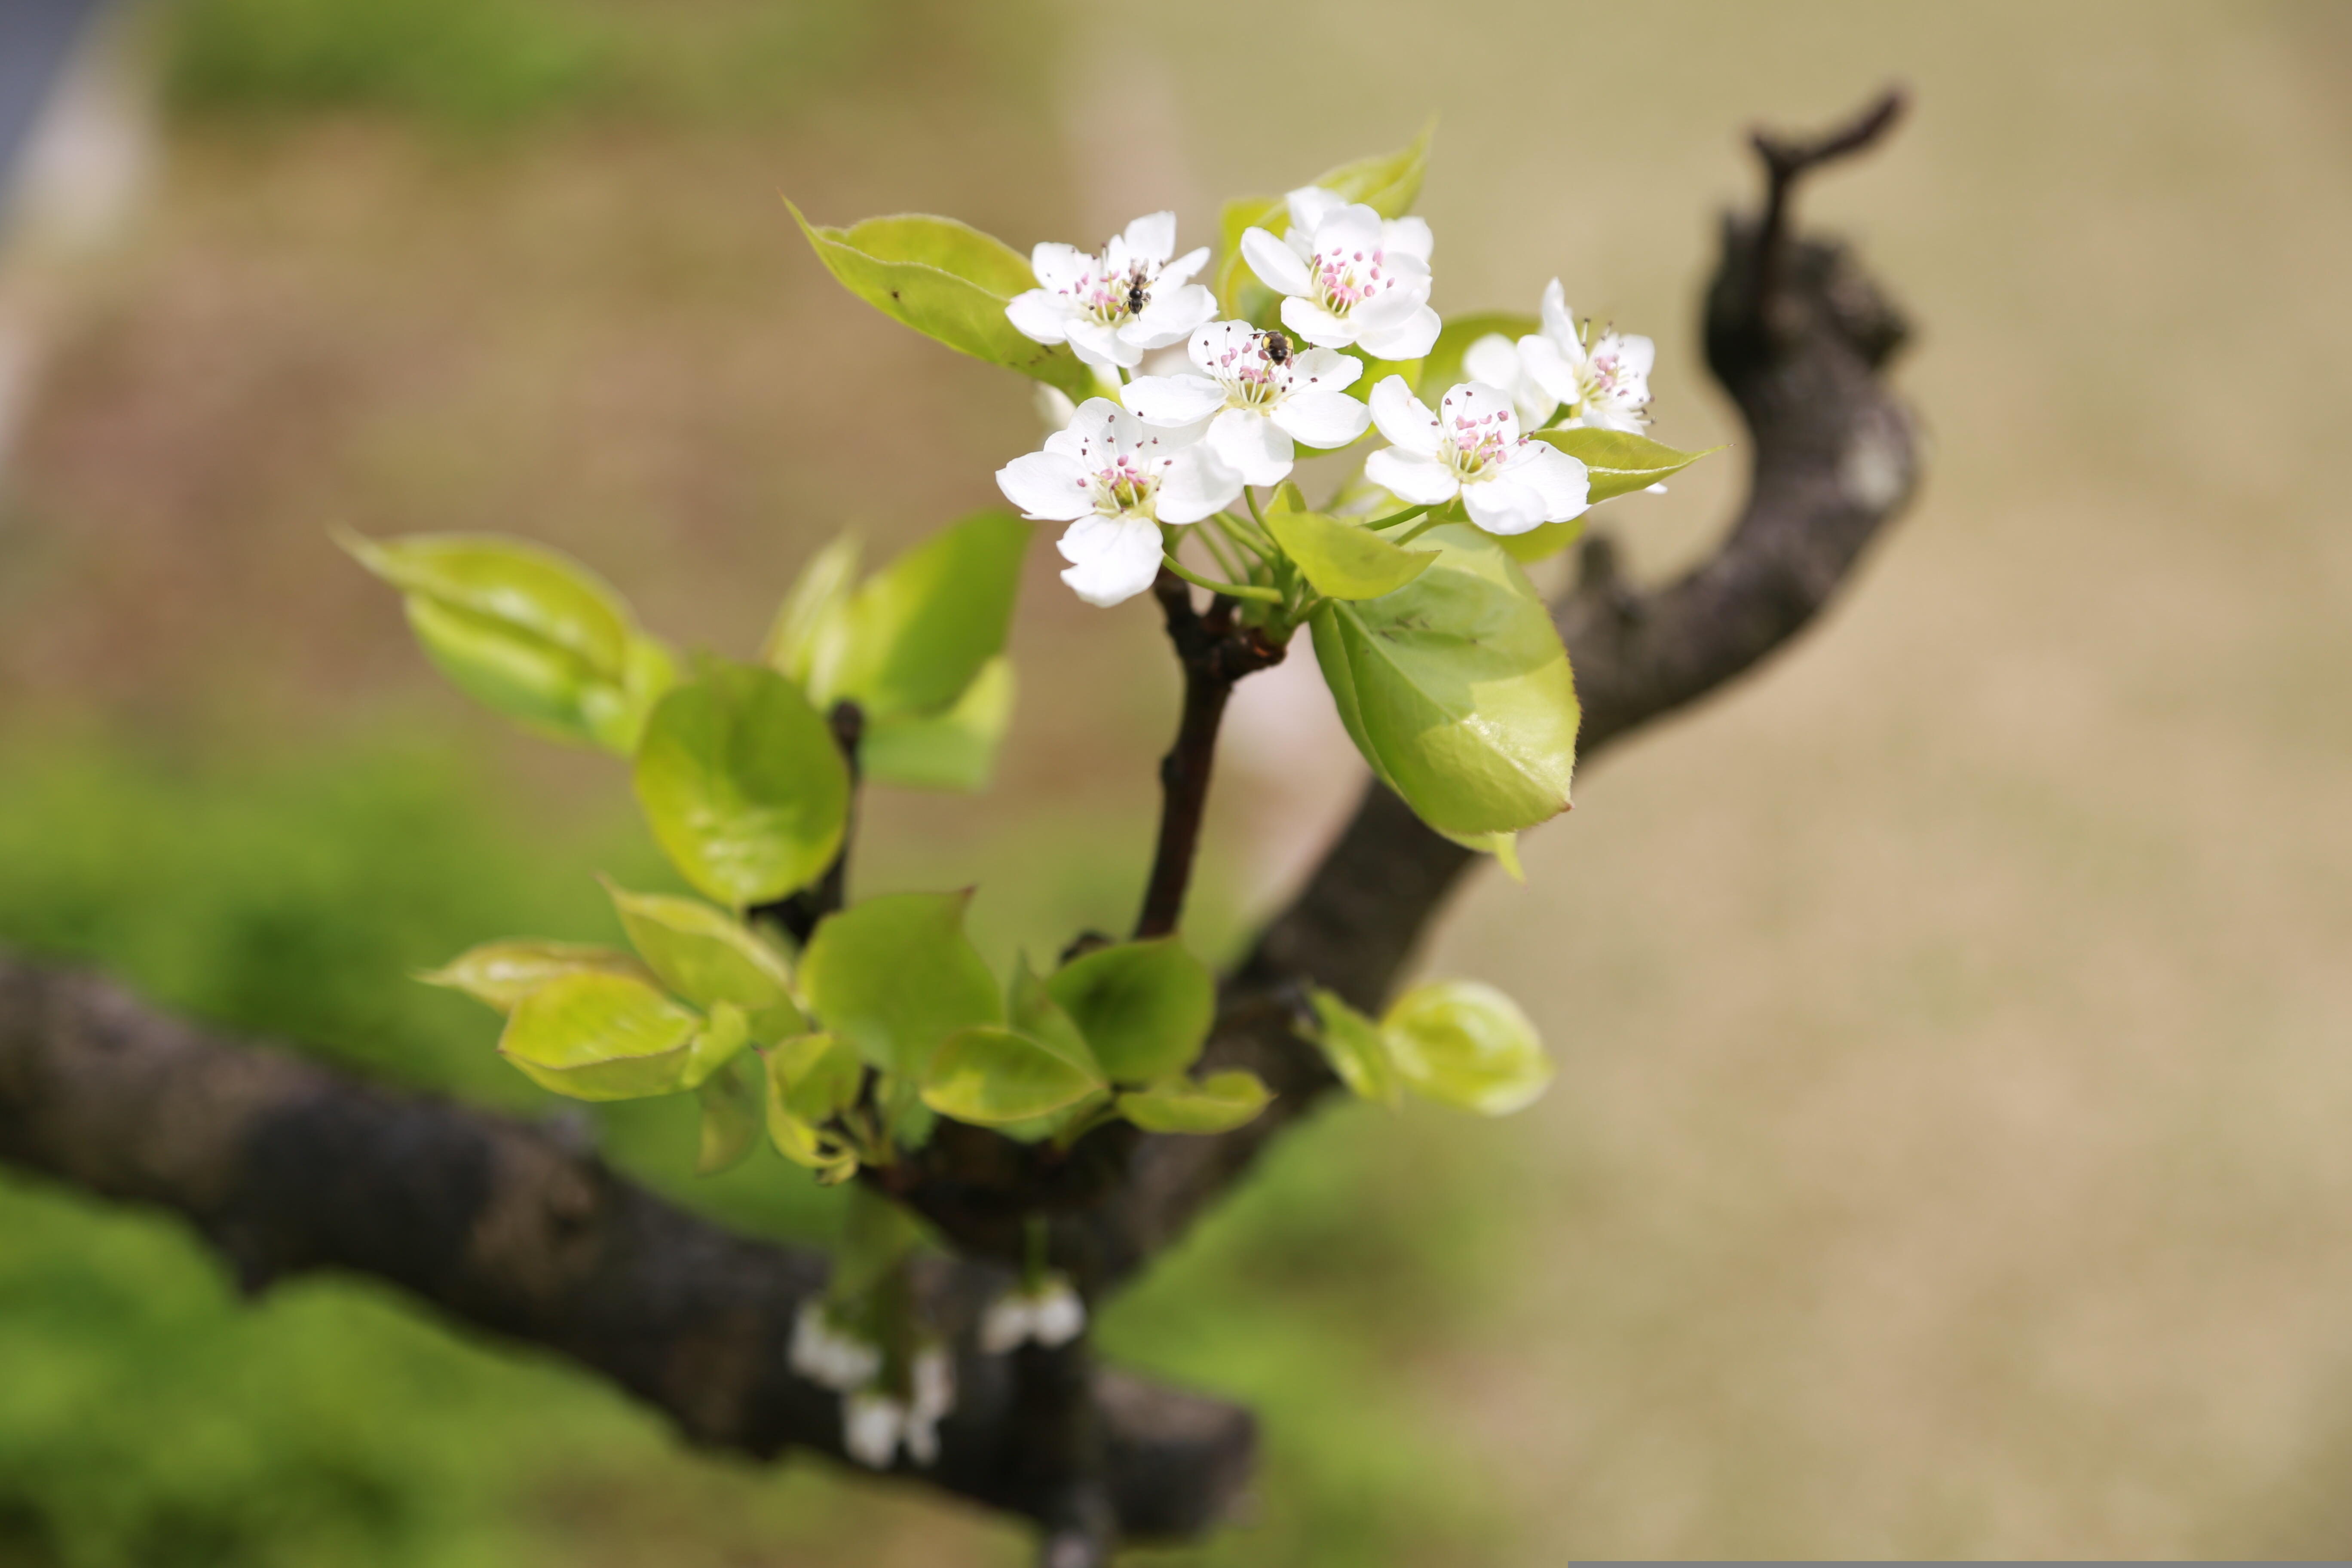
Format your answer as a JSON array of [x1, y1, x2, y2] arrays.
[[0, 956, 1252, 1543], [1056, 90, 1924, 1290]]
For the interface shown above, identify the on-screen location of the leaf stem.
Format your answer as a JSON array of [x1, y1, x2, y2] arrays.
[[1364, 503, 1432, 531], [753, 700, 863, 945], [1191, 520, 1248, 583], [1208, 511, 1272, 561], [1159, 555, 1283, 604], [1243, 486, 1266, 526]]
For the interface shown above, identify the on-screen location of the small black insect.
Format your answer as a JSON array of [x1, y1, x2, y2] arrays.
[[1124, 278, 1149, 315], [1259, 329, 1293, 367]]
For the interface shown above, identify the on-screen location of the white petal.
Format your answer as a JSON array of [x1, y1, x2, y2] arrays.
[[1122, 211, 1177, 264], [1005, 290, 1069, 345], [1290, 346, 1360, 392], [1208, 407, 1294, 486], [1369, 374, 1441, 455], [1066, 317, 1139, 368], [1285, 184, 1347, 233], [1314, 203, 1384, 258], [1462, 471, 1547, 535], [1032, 243, 1090, 293], [1057, 516, 1164, 606], [1241, 226, 1313, 297], [1126, 283, 1218, 347], [1155, 445, 1242, 524], [843, 1393, 905, 1470], [980, 1296, 1037, 1355], [1158, 245, 1210, 289], [1189, 318, 1255, 376], [1363, 446, 1460, 505], [1032, 382, 1078, 434], [1539, 278, 1577, 349], [1463, 334, 1522, 391], [1029, 1283, 1087, 1347], [1122, 373, 1226, 426], [1280, 295, 1354, 349], [1437, 380, 1521, 444], [1514, 445, 1592, 522], [1357, 302, 1440, 361], [1585, 403, 1647, 433], [1381, 215, 1434, 262], [1614, 332, 1657, 378], [1518, 334, 1582, 407], [1270, 389, 1371, 450], [996, 451, 1092, 521]]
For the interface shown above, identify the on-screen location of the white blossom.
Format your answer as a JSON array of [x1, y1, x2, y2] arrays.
[[1006, 211, 1218, 371], [1361, 377, 1590, 536], [836, 1343, 956, 1470], [1464, 279, 1654, 433], [1121, 321, 1372, 486], [788, 1300, 881, 1391], [842, 1390, 905, 1469], [996, 396, 1240, 607], [979, 1276, 1089, 1355], [1239, 186, 1440, 361]]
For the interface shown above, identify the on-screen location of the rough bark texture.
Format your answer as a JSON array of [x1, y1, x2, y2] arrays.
[[0, 94, 1917, 1557]]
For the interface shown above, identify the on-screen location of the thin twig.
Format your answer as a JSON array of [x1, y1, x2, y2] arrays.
[[1751, 85, 1907, 311], [758, 699, 864, 945]]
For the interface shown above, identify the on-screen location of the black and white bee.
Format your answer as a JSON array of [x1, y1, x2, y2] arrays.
[[1258, 329, 1293, 368]]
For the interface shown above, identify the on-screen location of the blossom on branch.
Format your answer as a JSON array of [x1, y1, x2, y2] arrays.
[[1464, 278, 1655, 432], [1240, 186, 1441, 361], [1362, 377, 1590, 536], [996, 396, 1240, 607], [1122, 320, 1372, 486], [978, 1275, 1088, 1354], [1006, 212, 1219, 370]]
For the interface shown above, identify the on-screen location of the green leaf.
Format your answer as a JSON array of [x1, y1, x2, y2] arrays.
[[1529, 428, 1717, 503], [921, 1026, 1104, 1126], [1046, 938, 1215, 1084], [602, 879, 802, 1040], [1381, 979, 1552, 1115], [786, 203, 1095, 402], [1213, 119, 1435, 315], [680, 1000, 753, 1090], [631, 660, 851, 909], [1418, 311, 1538, 398], [342, 530, 672, 751], [1116, 1070, 1272, 1134], [1303, 987, 1400, 1107], [761, 530, 861, 694], [767, 1030, 865, 1124], [1009, 956, 1099, 1075], [828, 511, 1029, 719], [1309, 525, 1580, 835], [1495, 517, 1586, 565], [694, 1060, 760, 1175], [1260, 493, 1436, 601], [763, 1046, 858, 1178], [799, 891, 1004, 1075], [417, 939, 654, 1014], [498, 971, 702, 1102], [861, 654, 1015, 792]]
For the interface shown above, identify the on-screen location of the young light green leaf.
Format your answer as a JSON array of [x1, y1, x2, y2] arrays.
[[1046, 938, 1215, 1084], [680, 1000, 753, 1090], [631, 661, 851, 909], [1310, 525, 1580, 835], [798, 891, 1004, 1075], [1496, 517, 1586, 565], [1260, 495, 1436, 601], [342, 530, 671, 752], [498, 971, 702, 1101], [601, 879, 802, 1040], [763, 1051, 858, 1179], [827, 511, 1029, 719], [1009, 956, 1099, 1076], [1381, 979, 1552, 1115], [1303, 987, 1400, 1107], [1115, 1070, 1272, 1134], [1530, 428, 1718, 503], [1416, 311, 1539, 399], [760, 530, 861, 694], [417, 939, 654, 1014], [1213, 121, 1436, 316], [921, 1026, 1104, 1126], [694, 1059, 760, 1175], [860, 655, 1015, 792], [785, 203, 1095, 401], [768, 1031, 865, 1125]]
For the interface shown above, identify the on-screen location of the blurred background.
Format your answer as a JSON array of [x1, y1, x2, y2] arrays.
[[1, 0, 2348, 1561]]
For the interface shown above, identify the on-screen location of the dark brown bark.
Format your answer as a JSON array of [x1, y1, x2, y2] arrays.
[[0, 92, 1919, 1555]]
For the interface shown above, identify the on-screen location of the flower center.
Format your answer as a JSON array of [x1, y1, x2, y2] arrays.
[[1312, 244, 1396, 318], [1072, 258, 1152, 327], [1208, 334, 1288, 410], [1442, 409, 1519, 481]]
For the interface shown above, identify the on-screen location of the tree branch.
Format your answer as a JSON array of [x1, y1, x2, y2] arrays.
[[761, 699, 865, 947], [0, 956, 1253, 1542]]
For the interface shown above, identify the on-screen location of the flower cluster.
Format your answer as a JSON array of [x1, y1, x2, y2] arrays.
[[978, 1275, 1088, 1355], [999, 189, 1654, 606], [788, 1300, 956, 1470]]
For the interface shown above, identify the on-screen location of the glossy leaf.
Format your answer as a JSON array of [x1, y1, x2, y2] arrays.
[[694, 1060, 760, 1175], [768, 1030, 865, 1124], [1009, 957, 1099, 1075], [1530, 428, 1716, 503], [602, 880, 801, 1040], [799, 891, 1004, 1075], [498, 971, 701, 1102], [343, 530, 672, 751], [786, 203, 1094, 401], [861, 655, 1015, 792], [763, 1047, 858, 1178], [631, 661, 851, 909], [1304, 987, 1400, 1107], [1214, 121, 1436, 316], [828, 511, 1029, 719], [680, 1001, 753, 1090], [1261, 493, 1436, 601], [1496, 517, 1587, 565], [1417, 311, 1538, 398], [417, 939, 653, 1014], [1309, 525, 1580, 835], [1046, 938, 1215, 1084], [922, 1026, 1103, 1126], [1116, 1070, 1272, 1134], [1382, 980, 1552, 1115], [761, 531, 861, 694]]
